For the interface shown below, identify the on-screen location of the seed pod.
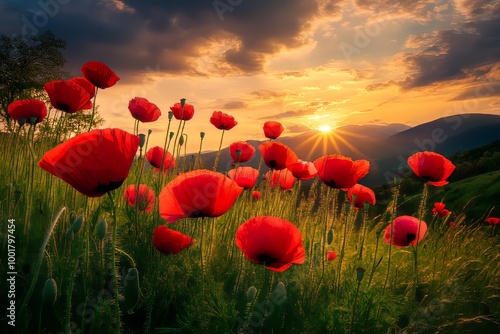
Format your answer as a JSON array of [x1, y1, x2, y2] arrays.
[[71, 215, 84, 234], [246, 286, 257, 302], [327, 228, 334, 245]]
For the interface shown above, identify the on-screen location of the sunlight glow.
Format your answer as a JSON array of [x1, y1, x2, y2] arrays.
[[318, 125, 333, 133]]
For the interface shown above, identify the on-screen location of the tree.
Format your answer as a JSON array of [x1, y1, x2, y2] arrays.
[[0, 31, 69, 130]]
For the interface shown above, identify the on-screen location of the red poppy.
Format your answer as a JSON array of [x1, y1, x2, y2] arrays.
[[81, 61, 120, 89], [153, 225, 194, 255], [265, 169, 296, 190], [210, 111, 237, 130], [146, 146, 175, 171], [251, 190, 261, 200], [432, 202, 451, 217], [38, 128, 139, 197], [123, 184, 155, 213], [288, 160, 317, 180], [228, 167, 259, 189], [229, 141, 255, 163], [69, 77, 96, 99], [407, 151, 455, 186], [235, 216, 305, 272], [44, 80, 92, 113], [263, 121, 284, 139], [313, 154, 370, 189], [8, 99, 47, 125], [128, 97, 161, 123], [259, 142, 298, 170], [327, 251, 337, 261], [384, 216, 427, 248], [348, 184, 376, 209], [486, 217, 499, 225], [159, 169, 243, 223], [170, 102, 195, 121], [449, 222, 456, 228]]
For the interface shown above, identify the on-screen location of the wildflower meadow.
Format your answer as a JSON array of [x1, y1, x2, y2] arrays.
[[1, 61, 499, 334]]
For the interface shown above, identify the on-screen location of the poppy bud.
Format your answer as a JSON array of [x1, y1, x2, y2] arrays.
[[327, 228, 333, 245], [123, 268, 140, 313], [148, 129, 152, 135], [139, 134, 146, 148], [29, 116, 38, 125], [95, 220, 108, 240], [200, 131, 205, 139], [344, 201, 351, 213], [178, 135, 184, 146], [42, 278, 57, 305], [246, 286, 257, 302], [168, 111, 173, 120], [180, 98, 186, 108], [364, 202, 370, 210], [169, 131, 174, 139], [271, 282, 286, 304], [19, 117, 26, 126], [356, 267, 366, 283], [71, 215, 84, 234]]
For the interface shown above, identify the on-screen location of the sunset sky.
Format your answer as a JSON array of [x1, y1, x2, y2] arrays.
[[1, 0, 499, 153]]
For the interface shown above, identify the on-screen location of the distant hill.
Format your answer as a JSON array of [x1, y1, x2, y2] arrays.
[[200, 114, 500, 186]]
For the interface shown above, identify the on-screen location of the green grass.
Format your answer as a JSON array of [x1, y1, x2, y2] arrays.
[[1, 125, 499, 334]]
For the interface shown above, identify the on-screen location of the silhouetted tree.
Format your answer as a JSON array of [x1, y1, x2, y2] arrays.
[[0, 31, 69, 130]]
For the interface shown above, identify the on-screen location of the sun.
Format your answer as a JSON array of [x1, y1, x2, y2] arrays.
[[318, 125, 333, 133]]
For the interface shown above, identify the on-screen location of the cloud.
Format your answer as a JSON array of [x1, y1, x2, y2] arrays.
[[287, 124, 311, 133], [259, 109, 313, 120], [449, 81, 500, 101], [249, 90, 295, 100], [221, 101, 248, 109], [0, 0, 333, 78], [399, 4, 500, 89]]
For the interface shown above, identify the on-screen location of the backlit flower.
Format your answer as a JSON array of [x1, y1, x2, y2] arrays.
[[288, 160, 317, 180], [229, 141, 255, 163], [81, 61, 119, 89], [314, 154, 370, 189], [432, 202, 451, 217], [384, 216, 427, 248], [263, 121, 284, 139], [170, 102, 195, 121], [128, 97, 161, 123], [123, 184, 155, 213], [228, 167, 259, 189], [38, 128, 139, 197], [407, 152, 455, 186], [210, 111, 237, 130], [8, 99, 47, 125], [236, 216, 305, 272], [348, 184, 376, 209], [259, 141, 298, 170], [44, 80, 92, 113], [265, 169, 296, 191], [153, 225, 194, 254]]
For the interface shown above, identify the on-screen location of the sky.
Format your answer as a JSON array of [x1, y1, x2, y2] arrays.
[[1, 0, 499, 153]]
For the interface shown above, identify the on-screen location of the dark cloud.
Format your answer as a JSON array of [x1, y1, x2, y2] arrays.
[[259, 109, 312, 119], [354, 0, 436, 19], [449, 82, 500, 101], [400, 3, 500, 89], [287, 124, 311, 133], [0, 0, 327, 78]]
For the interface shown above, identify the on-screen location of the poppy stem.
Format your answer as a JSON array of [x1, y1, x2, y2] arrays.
[[213, 129, 225, 171], [88, 87, 98, 132], [106, 191, 121, 332], [159, 117, 173, 186], [414, 183, 428, 292], [358, 206, 369, 260]]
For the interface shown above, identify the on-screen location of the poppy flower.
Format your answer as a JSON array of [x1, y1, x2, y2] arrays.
[[251, 190, 261, 200], [128, 97, 161, 123], [170, 102, 195, 121], [449, 222, 456, 228], [228, 167, 259, 189], [69, 77, 96, 99], [81, 61, 120, 89], [123, 184, 155, 213], [153, 225, 194, 255], [486, 217, 499, 225], [38, 128, 139, 197], [210, 111, 237, 130], [146, 146, 175, 171], [313, 154, 370, 189], [432, 202, 451, 217], [348, 184, 376, 209], [327, 251, 337, 261], [407, 151, 455, 186], [263, 121, 284, 139], [259, 142, 298, 170], [8, 99, 47, 125], [288, 160, 317, 180], [44, 80, 92, 113], [384, 216, 427, 248], [265, 169, 296, 191], [159, 169, 243, 223], [229, 141, 255, 163], [235, 216, 305, 272]]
